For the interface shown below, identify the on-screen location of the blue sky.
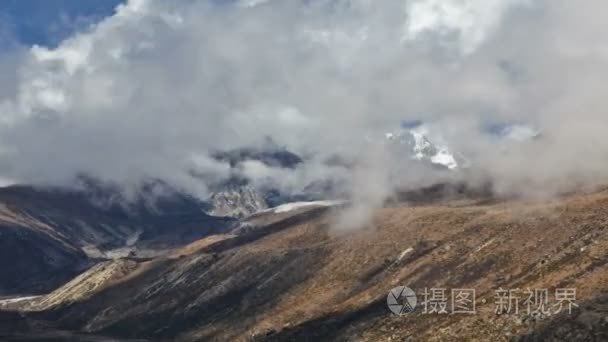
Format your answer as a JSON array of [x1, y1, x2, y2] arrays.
[[0, 0, 124, 48]]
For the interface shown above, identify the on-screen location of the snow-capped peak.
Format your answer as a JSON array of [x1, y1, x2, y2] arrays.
[[385, 124, 459, 170]]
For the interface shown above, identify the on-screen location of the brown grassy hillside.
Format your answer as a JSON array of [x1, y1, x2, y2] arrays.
[[2, 190, 608, 341]]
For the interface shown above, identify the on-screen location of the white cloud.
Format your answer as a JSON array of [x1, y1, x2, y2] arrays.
[[0, 0, 607, 201], [403, 0, 529, 54]]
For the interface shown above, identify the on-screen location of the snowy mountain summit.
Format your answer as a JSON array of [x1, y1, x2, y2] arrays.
[[385, 121, 459, 170]]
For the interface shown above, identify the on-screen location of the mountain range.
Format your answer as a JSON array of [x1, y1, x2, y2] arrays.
[[0, 180, 607, 341], [1, 124, 605, 341]]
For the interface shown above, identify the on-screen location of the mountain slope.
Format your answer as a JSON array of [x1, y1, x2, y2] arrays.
[[2, 189, 608, 341], [0, 213, 89, 296], [0, 184, 234, 296], [209, 185, 268, 218]]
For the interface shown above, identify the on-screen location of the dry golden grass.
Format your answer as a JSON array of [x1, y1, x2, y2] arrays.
[[7, 189, 608, 341]]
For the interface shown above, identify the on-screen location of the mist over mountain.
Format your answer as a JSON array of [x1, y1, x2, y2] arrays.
[[0, 0, 607, 205], [2, 1, 608, 341]]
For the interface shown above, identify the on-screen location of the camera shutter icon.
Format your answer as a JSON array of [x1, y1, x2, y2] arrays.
[[387, 286, 417, 315]]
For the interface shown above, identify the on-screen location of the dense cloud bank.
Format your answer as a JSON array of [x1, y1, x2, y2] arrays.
[[0, 0, 607, 203]]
